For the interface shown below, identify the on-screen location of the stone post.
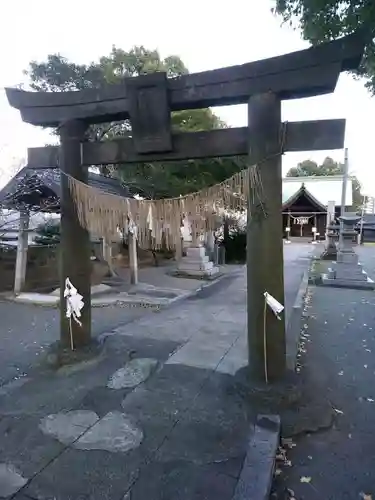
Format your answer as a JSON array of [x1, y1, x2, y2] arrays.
[[205, 231, 215, 260], [312, 226, 317, 244], [14, 209, 29, 294], [284, 213, 291, 244], [102, 238, 115, 277], [128, 230, 138, 285]]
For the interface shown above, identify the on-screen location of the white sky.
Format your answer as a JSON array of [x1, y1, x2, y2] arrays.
[[0, 0, 374, 196]]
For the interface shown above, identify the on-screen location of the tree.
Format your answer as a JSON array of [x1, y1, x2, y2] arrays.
[[286, 156, 362, 208], [0, 157, 27, 245], [24, 47, 243, 198], [273, 0, 375, 94]]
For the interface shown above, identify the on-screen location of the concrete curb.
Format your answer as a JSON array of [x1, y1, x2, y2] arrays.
[[286, 268, 309, 371], [184, 267, 242, 297], [1, 269, 239, 310], [232, 414, 281, 500]]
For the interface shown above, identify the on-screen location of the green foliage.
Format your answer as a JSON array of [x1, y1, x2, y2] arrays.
[[286, 156, 362, 208], [273, 0, 375, 94], [24, 47, 242, 198], [34, 220, 60, 246]]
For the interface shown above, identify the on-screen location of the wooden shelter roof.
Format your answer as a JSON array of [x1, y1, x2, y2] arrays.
[[0, 166, 131, 212]]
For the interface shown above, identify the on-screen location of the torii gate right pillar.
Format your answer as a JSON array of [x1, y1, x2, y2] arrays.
[[247, 92, 286, 382]]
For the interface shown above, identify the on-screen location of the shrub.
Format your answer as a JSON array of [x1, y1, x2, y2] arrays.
[[34, 220, 61, 245], [216, 216, 247, 263]]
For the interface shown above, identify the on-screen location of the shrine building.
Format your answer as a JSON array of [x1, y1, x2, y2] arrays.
[[282, 175, 353, 238]]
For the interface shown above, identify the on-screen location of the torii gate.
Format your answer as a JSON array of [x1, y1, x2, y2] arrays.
[[5, 31, 365, 382]]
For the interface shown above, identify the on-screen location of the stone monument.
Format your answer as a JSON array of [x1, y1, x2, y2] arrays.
[[176, 245, 220, 279], [284, 226, 291, 244], [322, 214, 374, 289]]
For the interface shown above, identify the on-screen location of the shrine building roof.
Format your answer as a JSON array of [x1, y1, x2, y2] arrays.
[[282, 175, 353, 208]]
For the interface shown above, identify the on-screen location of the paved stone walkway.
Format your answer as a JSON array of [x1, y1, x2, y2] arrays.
[[0, 265, 239, 388]]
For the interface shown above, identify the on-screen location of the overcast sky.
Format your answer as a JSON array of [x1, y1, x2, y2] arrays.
[[0, 0, 374, 196]]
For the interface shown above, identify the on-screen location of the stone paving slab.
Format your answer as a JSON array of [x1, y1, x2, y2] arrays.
[[128, 459, 239, 500], [25, 446, 140, 500], [0, 336, 182, 499], [20, 362, 251, 500], [166, 340, 232, 370], [0, 342, 252, 499], [0, 414, 65, 493]]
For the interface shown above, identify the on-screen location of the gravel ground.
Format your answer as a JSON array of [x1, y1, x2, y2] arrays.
[[272, 245, 375, 500]]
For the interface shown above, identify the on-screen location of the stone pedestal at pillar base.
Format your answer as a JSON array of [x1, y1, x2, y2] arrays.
[[175, 246, 220, 279], [322, 252, 375, 289], [321, 216, 374, 290], [322, 272, 375, 290]]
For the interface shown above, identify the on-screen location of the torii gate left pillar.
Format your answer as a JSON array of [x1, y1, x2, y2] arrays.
[[59, 120, 92, 348]]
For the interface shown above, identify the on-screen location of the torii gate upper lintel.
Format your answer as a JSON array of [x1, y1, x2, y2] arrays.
[[6, 30, 364, 129], [4, 31, 366, 382]]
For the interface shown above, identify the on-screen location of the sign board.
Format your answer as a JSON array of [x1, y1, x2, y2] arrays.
[[294, 217, 309, 225]]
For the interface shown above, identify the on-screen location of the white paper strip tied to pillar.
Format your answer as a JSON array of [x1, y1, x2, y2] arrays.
[[64, 278, 84, 350], [263, 292, 285, 384], [264, 292, 284, 319]]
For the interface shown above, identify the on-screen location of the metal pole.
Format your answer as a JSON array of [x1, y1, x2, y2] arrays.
[[358, 194, 366, 245], [339, 148, 349, 249], [340, 148, 349, 217]]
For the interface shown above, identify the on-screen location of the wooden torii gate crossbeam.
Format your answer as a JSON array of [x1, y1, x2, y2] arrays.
[[5, 31, 365, 382]]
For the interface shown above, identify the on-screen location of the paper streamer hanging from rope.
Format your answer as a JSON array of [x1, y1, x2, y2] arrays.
[[66, 164, 264, 251]]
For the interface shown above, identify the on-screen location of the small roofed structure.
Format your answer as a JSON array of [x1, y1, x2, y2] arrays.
[[282, 175, 353, 239], [0, 165, 133, 293], [0, 165, 131, 212]]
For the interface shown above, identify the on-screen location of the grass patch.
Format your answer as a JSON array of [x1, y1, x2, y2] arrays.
[[309, 259, 330, 285]]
